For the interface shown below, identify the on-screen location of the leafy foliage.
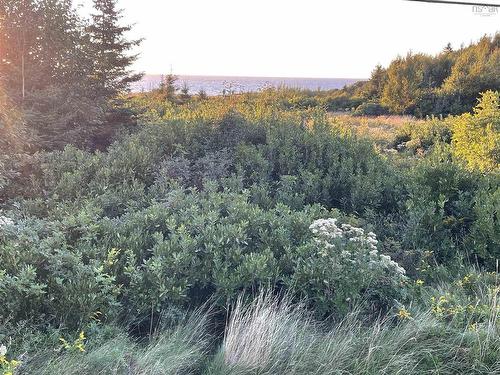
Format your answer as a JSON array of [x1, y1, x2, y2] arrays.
[[451, 90, 500, 172]]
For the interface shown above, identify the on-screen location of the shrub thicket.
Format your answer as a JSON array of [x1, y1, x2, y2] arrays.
[[0, 89, 498, 374]]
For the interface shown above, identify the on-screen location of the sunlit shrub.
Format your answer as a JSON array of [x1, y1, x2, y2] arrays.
[[451, 90, 500, 172]]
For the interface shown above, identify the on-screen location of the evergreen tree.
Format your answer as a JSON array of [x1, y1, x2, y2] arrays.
[[0, 0, 41, 102], [1, 0, 143, 150], [441, 36, 500, 112], [88, 0, 143, 98], [198, 88, 208, 100], [180, 82, 191, 103], [159, 73, 178, 102], [0, 0, 100, 149], [0, 0, 88, 101], [0, 86, 29, 153], [381, 54, 422, 114], [362, 64, 387, 100]]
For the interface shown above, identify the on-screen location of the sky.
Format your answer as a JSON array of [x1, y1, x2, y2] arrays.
[[77, 0, 500, 78]]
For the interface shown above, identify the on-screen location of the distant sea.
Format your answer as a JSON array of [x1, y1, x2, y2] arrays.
[[131, 75, 364, 96]]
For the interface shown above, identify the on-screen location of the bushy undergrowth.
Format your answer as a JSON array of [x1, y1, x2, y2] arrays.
[[1, 90, 499, 374]]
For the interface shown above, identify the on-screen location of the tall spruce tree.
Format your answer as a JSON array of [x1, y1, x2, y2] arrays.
[[362, 65, 387, 100], [0, 0, 143, 151], [88, 0, 142, 98], [0, 0, 41, 102], [0, 0, 97, 149]]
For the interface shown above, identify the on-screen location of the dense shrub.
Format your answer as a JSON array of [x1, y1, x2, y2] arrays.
[[288, 218, 407, 316], [403, 151, 477, 261], [0, 214, 121, 328], [451, 90, 500, 172], [467, 174, 500, 262], [1, 183, 410, 329], [353, 101, 389, 116], [333, 34, 500, 117], [1, 90, 499, 373], [391, 118, 451, 154]]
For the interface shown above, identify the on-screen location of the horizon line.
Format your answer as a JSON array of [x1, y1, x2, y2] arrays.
[[139, 74, 369, 80]]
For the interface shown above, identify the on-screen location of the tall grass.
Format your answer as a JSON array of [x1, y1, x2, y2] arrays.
[[219, 293, 315, 372], [14, 281, 499, 374], [209, 289, 499, 375], [19, 311, 212, 375]]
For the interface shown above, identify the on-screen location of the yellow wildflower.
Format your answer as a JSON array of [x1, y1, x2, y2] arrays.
[[416, 279, 424, 286], [59, 331, 86, 353], [397, 307, 411, 320], [106, 248, 121, 266], [469, 322, 478, 332]]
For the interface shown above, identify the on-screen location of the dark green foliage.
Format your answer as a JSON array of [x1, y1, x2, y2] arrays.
[[158, 74, 179, 103], [87, 0, 143, 98], [353, 101, 389, 116], [404, 153, 478, 262], [361, 65, 387, 100], [0, 109, 410, 328], [467, 174, 500, 262], [0, 0, 141, 151], [179, 82, 191, 103], [0, 2, 498, 371], [2, 96, 497, 335], [324, 83, 365, 112]]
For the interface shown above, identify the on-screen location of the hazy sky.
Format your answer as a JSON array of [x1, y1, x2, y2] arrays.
[[77, 0, 499, 78]]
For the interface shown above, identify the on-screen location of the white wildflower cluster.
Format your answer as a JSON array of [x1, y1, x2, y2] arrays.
[[309, 218, 377, 251], [309, 218, 406, 275], [309, 218, 343, 240], [379, 254, 406, 275], [0, 215, 14, 228]]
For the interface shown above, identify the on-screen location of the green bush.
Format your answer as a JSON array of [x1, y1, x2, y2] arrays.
[[0, 215, 121, 328], [467, 174, 500, 262], [391, 118, 452, 154], [1, 92, 499, 371], [0, 180, 410, 330], [353, 101, 389, 116], [404, 153, 476, 261], [287, 218, 407, 316], [451, 90, 500, 172]]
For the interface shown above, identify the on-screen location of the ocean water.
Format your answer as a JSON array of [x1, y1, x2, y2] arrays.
[[132, 75, 363, 96]]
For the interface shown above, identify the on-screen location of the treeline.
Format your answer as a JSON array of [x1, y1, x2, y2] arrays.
[[326, 35, 500, 117], [0, 0, 141, 151]]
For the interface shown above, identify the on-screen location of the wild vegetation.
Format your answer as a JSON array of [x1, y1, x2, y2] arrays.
[[324, 35, 500, 117], [0, 1, 499, 374]]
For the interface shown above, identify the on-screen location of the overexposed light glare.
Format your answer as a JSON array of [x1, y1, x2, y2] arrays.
[[76, 0, 500, 78]]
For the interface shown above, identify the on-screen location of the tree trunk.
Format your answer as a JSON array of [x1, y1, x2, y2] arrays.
[[22, 30, 25, 101]]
